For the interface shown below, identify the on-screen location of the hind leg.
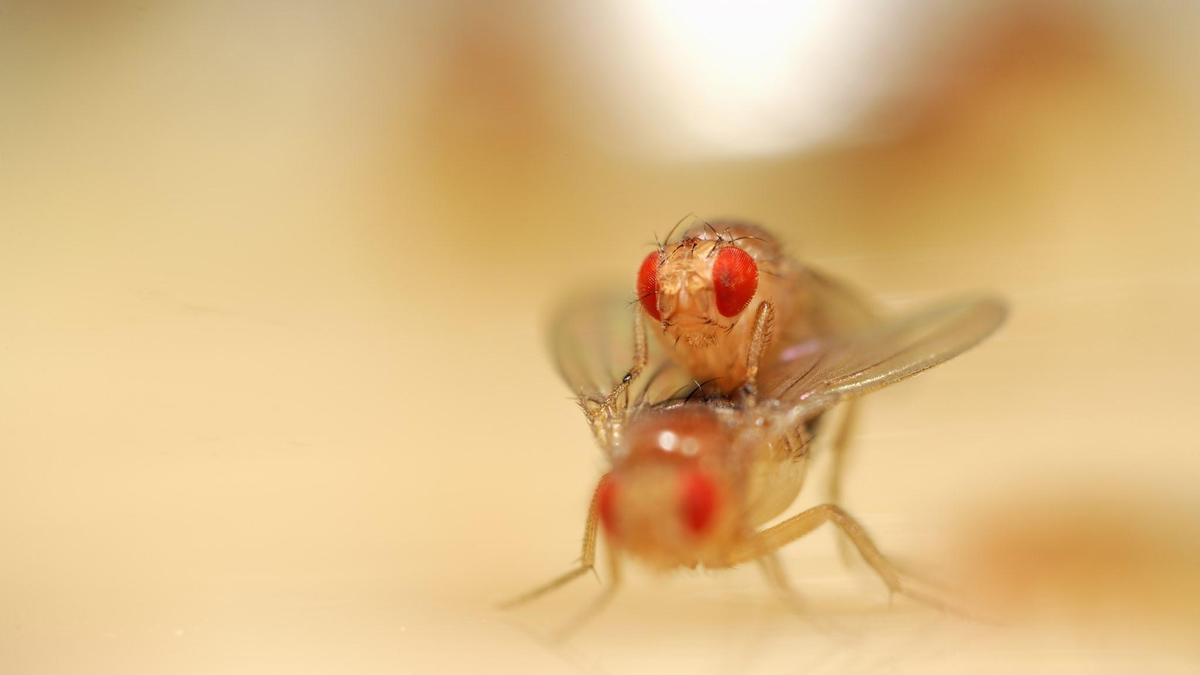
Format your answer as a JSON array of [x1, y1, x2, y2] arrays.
[[732, 504, 904, 595], [735, 504, 970, 615]]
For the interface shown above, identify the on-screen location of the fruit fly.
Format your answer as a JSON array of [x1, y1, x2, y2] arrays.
[[629, 219, 881, 511], [635, 220, 878, 401], [504, 290, 1007, 634]]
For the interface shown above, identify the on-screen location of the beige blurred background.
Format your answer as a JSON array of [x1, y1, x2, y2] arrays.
[[2, 2, 1200, 673]]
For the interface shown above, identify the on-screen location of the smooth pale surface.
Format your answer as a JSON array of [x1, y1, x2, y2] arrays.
[[2, 3, 1200, 674]]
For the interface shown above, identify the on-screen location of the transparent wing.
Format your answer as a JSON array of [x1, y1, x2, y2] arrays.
[[805, 265, 884, 334], [773, 264, 882, 358], [546, 284, 695, 404], [761, 294, 1008, 425]]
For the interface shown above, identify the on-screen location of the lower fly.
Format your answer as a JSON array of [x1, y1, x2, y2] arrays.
[[504, 290, 1007, 637]]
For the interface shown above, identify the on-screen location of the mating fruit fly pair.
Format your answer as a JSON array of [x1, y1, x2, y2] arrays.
[[504, 220, 1006, 634]]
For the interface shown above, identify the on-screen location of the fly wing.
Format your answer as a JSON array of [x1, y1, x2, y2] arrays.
[[760, 294, 1008, 426], [547, 284, 695, 405], [806, 265, 884, 334]]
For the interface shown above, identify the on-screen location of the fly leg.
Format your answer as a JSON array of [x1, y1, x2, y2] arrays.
[[731, 504, 959, 613], [822, 401, 858, 508], [551, 544, 622, 641], [819, 401, 860, 565], [756, 551, 809, 617], [758, 551, 852, 636], [581, 310, 649, 451], [732, 504, 902, 593], [742, 300, 776, 407], [606, 308, 649, 411], [499, 478, 605, 610]]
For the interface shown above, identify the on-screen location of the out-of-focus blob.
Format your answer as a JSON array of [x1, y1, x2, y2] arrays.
[[949, 491, 1200, 644], [551, 2, 1153, 160], [411, 2, 1192, 165], [558, 0, 927, 159], [860, 4, 1116, 148]]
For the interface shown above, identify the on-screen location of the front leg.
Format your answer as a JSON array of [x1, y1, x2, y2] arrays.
[[742, 300, 776, 406], [551, 543, 622, 641], [604, 308, 649, 412], [582, 310, 649, 452], [499, 477, 606, 609]]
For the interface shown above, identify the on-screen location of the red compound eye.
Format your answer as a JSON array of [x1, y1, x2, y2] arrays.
[[679, 469, 718, 535], [712, 247, 758, 317], [636, 251, 662, 321], [596, 475, 619, 535]]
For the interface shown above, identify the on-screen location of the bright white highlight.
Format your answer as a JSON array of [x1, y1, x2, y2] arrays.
[[658, 430, 680, 451], [568, 0, 919, 158]]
